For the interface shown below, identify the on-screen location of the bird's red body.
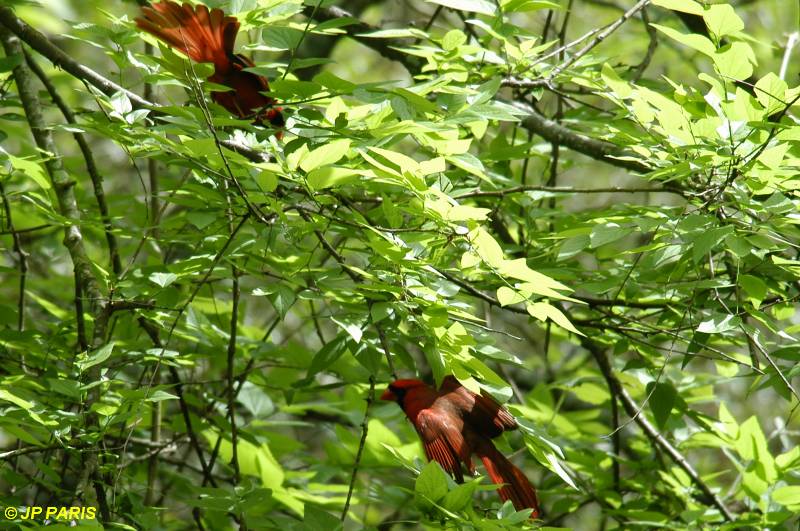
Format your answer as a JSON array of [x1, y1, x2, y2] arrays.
[[136, 1, 284, 131], [381, 376, 540, 518]]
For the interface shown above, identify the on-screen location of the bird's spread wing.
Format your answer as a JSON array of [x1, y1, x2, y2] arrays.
[[414, 408, 467, 483], [471, 392, 517, 433], [442, 377, 517, 436]]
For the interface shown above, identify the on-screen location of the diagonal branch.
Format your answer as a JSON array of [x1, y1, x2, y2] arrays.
[[513, 100, 652, 174], [0, 6, 269, 163], [433, 265, 735, 521], [581, 338, 734, 522], [23, 48, 122, 275], [307, 5, 423, 72], [454, 184, 680, 199], [0, 22, 112, 522], [303, 5, 652, 174]]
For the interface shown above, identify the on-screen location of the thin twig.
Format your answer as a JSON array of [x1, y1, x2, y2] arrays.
[[454, 184, 681, 199], [136, 317, 215, 486], [0, 7, 269, 163], [144, 372, 162, 506], [779, 32, 799, 80], [23, 48, 122, 275], [549, 0, 651, 81], [226, 268, 242, 485], [144, 41, 160, 237], [610, 393, 620, 492], [582, 338, 735, 521], [0, 223, 51, 235], [631, 6, 657, 83], [0, 182, 28, 335], [375, 323, 398, 380], [341, 377, 376, 521], [0, 24, 111, 521]]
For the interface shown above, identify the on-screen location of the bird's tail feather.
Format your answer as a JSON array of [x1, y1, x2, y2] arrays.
[[477, 443, 540, 518], [135, 1, 238, 70]]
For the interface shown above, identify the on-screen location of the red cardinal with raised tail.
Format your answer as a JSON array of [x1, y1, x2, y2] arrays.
[[136, 1, 284, 132], [381, 376, 540, 518]]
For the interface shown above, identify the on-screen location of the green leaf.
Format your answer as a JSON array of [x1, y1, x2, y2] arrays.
[[426, 0, 496, 17], [502, 0, 560, 12], [500, 258, 572, 293], [601, 63, 633, 98], [691, 225, 734, 262], [446, 204, 490, 221], [300, 139, 352, 173], [648, 381, 677, 429], [473, 77, 502, 106], [307, 166, 361, 190], [497, 286, 524, 306], [590, 223, 632, 249], [304, 335, 347, 380], [703, 4, 744, 39], [369, 147, 420, 175], [186, 211, 216, 229], [304, 506, 343, 530], [8, 155, 51, 192], [0, 389, 33, 409], [558, 235, 589, 261], [286, 142, 309, 171], [519, 421, 577, 489], [331, 317, 363, 343], [149, 272, 178, 288], [0, 53, 22, 73], [470, 227, 505, 267], [313, 70, 357, 92], [526, 302, 583, 336], [651, 24, 715, 56], [773, 486, 800, 510], [736, 416, 770, 463], [739, 274, 767, 307], [651, 0, 703, 16], [261, 26, 305, 50], [442, 29, 467, 51], [254, 170, 277, 192], [713, 42, 754, 80], [145, 390, 178, 402], [238, 382, 275, 419], [79, 342, 115, 371], [570, 382, 609, 405], [415, 460, 449, 502], [109, 91, 132, 118], [441, 479, 478, 511], [357, 28, 428, 39], [754, 73, 788, 115], [696, 313, 739, 334], [201, 430, 290, 499], [266, 285, 296, 319]]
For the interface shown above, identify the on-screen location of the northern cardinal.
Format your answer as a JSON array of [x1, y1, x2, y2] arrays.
[[381, 376, 540, 518], [136, 1, 284, 132]]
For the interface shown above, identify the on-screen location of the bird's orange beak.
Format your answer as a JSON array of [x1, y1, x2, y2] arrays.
[[380, 388, 396, 401]]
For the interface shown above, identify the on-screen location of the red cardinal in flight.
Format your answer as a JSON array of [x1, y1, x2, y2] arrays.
[[136, 1, 284, 133], [381, 376, 540, 518]]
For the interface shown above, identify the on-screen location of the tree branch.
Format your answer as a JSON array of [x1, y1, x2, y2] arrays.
[[581, 338, 735, 522], [0, 6, 269, 163], [454, 184, 681, 199], [303, 4, 652, 174], [341, 377, 375, 522], [23, 47, 122, 275]]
